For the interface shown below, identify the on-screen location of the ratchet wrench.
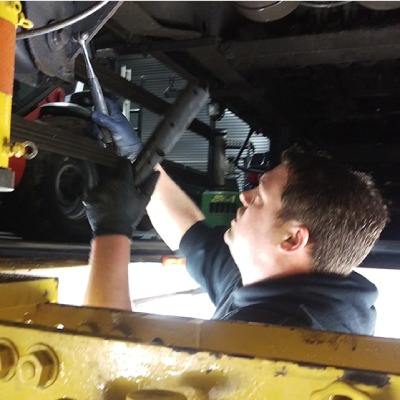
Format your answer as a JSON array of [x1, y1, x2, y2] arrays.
[[75, 31, 113, 145]]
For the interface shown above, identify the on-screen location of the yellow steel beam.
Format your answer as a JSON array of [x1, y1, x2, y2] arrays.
[[0, 1, 20, 169], [0, 279, 399, 398], [0, 276, 58, 308], [0, 318, 399, 399], [1, 302, 400, 377]]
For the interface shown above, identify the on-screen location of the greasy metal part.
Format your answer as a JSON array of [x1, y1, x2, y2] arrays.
[[186, 46, 282, 130], [133, 83, 209, 186], [114, 37, 218, 56], [104, 2, 282, 131], [235, 1, 299, 22], [69, 1, 122, 61], [10, 115, 119, 167], [16, 1, 110, 40], [75, 56, 214, 141], [207, 130, 227, 187], [0, 302, 400, 398], [106, 2, 201, 42], [16, 2, 121, 85], [103, 1, 277, 131], [10, 110, 213, 219], [154, 52, 199, 85], [74, 55, 166, 113], [75, 30, 112, 144], [357, 1, 400, 10], [220, 24, 400, 69], [39, 102, 92, 120], [20, 141, 38, 159], [0, 168, 14, 192], [22, 2, 76, 83]]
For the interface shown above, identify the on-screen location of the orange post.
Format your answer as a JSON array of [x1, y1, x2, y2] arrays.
[[0, 2, 32, 190]]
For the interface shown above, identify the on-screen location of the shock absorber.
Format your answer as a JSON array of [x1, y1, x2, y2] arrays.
[[0, 2, 33, 191]]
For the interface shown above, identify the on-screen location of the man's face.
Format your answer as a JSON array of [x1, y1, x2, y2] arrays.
[[224, 163, 289, 265]]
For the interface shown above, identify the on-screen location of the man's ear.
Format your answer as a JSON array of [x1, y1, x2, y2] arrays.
[[279, 223, 309, 253]]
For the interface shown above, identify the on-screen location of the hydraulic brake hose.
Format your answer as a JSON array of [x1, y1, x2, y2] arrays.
[[16, 1, 109, 40]]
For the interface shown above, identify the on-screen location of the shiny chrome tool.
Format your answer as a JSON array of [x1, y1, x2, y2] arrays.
[[75, 31, 113, 144]]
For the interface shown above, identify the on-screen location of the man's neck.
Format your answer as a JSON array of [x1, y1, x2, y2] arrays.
[[240, 260, 312, 286]]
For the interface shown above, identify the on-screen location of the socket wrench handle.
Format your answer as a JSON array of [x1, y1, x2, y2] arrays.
[[76, 31, 113, 144]]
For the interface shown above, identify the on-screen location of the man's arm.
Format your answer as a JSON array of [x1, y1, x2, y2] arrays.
[[91, 99, 205, 251], [146, 164, 205, 251], [83, 160, 159, 311], [84, 235, 131, 310]]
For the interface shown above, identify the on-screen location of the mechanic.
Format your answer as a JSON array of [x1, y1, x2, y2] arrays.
[[83, 100, 388, 335]]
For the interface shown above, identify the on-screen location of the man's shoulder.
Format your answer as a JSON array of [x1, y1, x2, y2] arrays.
[[219, 271, 377, 334], [180, 220, 228, 249]]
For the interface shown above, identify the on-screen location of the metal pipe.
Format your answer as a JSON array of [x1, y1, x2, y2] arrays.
[[208, 129, 227, 188], [133, 82, 209, 186]]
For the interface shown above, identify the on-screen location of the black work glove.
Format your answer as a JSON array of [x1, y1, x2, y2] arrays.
[[91, 98, 143, 160], [83, 160, 159, 238]]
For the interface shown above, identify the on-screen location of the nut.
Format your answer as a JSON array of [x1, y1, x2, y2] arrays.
[[17, 345, 59, 388], [0, 339, 18, 380]]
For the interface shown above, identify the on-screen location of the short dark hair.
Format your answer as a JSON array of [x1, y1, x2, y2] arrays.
[[279, 146, 388, 275]]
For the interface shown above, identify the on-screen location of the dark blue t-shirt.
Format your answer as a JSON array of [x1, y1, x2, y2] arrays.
[[179, 221, 378, 335]]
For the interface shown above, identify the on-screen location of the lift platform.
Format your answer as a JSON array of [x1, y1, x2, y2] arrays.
[[0, 275, 399, 399]]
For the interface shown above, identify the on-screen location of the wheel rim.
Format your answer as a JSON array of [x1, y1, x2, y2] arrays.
[[54, 162, 87, 220]]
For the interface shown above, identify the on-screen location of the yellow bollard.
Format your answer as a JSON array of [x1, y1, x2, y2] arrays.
[[0, 2, 32, 190]]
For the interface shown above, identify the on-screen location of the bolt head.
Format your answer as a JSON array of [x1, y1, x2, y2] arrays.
[[17, 345, 58, 388], [48, 28, 69, 51]]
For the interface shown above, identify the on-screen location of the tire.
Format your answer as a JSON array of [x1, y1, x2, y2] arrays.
[[11, 151, 98, 242], [6, 115, 100, 242]]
